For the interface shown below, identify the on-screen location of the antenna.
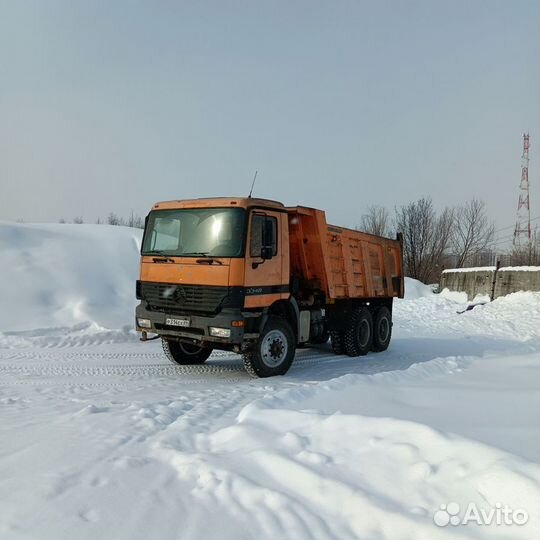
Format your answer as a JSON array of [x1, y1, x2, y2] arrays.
[[248, 170, 258, 198]]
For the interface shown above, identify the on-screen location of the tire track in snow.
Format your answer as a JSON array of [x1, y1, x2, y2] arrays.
[[0, 348, 338, 379], [0, 347, 329, 361]]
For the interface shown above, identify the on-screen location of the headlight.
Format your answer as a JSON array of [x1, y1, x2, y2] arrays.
[[209, 327, 231, 338], [137, 318, 152, 329]]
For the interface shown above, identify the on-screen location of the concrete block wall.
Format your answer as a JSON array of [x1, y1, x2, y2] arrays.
[[494, 268, 540, 299], [440, 266, 540, 300], [440, 267, 495, 300]]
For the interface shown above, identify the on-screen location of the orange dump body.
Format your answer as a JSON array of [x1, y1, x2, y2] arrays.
[[287, 207, 404, 302]]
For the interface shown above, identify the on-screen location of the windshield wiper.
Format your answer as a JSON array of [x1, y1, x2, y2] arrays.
[[182, 252, 224, 265], [196, 258, 223, 265], [143, 250, 177, 262]]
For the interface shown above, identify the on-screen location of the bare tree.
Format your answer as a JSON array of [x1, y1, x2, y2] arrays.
[[357, 206, 390, 237], [59, 218, 66, 224], [510, 231, 540, 266], [394, 197, 455, 283], [104, 211, 144, 228], [425, 206, 455, 278], [107, 212, 121, 226], [127, 210, 144, 229], [133, 215, 144, 229], [451, 199, 494, 267], [73, 216, 84, 224]]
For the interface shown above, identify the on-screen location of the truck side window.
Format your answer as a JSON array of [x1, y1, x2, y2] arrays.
[[267, 217, 278, 255], [250, 215, 277, 257]]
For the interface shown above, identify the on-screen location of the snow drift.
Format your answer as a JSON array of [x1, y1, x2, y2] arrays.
[[0, 222, 142, 332], [403, 276, 433, 299]]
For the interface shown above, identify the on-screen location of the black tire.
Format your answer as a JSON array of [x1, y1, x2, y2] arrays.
[[243, 316, 295, 377], [330, 330, 345, 355], [343, 307, 373, 357], [162, 338, 213, 365], [371, 306, 392, 352]]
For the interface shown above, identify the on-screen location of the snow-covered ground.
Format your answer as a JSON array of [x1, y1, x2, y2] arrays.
[[0, 222, 539, 540]]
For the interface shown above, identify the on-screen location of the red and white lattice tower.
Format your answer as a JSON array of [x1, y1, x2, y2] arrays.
[[513, 133, 531, 246]]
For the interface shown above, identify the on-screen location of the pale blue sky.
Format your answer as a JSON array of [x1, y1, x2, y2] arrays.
[[1, 0, 539, 245]]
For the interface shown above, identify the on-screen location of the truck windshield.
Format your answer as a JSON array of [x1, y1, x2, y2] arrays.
[[141, 208, 246, 258]]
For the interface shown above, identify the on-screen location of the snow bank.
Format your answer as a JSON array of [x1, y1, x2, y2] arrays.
[[439, 287, 469, 303], [403, 277, 433, 299], [207, 401, 539, 540], [498, 266, 540, 272], [0, 222, 142, 332], [442, 266, 540, 274], [442, 266, 496, 273], [395, 283, 540, 345]]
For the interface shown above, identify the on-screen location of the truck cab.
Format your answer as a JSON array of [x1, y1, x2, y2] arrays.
[[136, 197, 403, 377], [136, 198, 294, 375]]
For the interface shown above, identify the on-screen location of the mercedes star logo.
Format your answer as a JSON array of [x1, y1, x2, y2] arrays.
[[173, 286, 187, 304]]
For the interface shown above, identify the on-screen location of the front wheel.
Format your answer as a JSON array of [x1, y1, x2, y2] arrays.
[[162, 339, 213, 365], [243, 316, 295, 377]]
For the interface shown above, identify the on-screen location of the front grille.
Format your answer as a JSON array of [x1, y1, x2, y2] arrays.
[[140, 282, 243, 315]]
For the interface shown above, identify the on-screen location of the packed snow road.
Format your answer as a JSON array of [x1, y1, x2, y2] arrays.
[[2, 293, 539, 540], [1, 223, 539, 540]]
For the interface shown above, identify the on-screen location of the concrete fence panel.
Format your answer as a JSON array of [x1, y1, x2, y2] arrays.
[[494, 267, 540, 298], [440, 266, 540, 300], [440, 267, 495, 300]]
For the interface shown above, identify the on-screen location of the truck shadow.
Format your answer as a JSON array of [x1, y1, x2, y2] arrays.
[[286, 335, 536, 382]]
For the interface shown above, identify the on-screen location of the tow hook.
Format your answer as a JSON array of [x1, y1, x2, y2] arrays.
[[140, 331, 160, 342]]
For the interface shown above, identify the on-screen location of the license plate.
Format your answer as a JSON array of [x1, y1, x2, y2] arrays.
[[165, 317, 190, 328]]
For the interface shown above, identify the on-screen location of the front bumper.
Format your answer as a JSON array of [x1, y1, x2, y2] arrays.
[[135, 302, 254, 346]]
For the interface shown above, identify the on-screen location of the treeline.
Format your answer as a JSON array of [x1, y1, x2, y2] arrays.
[[357, 197, 540, 283], [59, 212, 145, 229]]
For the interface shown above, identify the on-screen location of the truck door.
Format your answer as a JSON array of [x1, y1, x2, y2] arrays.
[[244, 209, 289, 308]]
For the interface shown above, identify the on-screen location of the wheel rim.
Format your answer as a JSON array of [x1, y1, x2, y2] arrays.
[[378, 317, 390, 342], [261, 329, 288, 367], [178, 342, 204, 356], [358, 319, 370, 347]]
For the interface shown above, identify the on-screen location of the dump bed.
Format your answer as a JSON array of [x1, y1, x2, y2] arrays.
[[287, 206, 404, 301]]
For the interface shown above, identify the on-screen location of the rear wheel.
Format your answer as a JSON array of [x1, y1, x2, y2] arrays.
[[330, 330, 345, 355], [343, 307, 373, 357], [371, 306, 392, 352], [162, 338, 213, 365], [243, 316, 295, 377]]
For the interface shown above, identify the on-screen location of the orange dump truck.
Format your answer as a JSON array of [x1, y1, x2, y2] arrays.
[[136, 197, 404, 377]]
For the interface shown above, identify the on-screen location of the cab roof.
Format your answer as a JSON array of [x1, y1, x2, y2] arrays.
[[151, 197, 285, 211]]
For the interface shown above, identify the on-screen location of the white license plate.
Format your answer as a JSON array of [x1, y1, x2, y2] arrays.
[[165, 317, 190, 328]]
